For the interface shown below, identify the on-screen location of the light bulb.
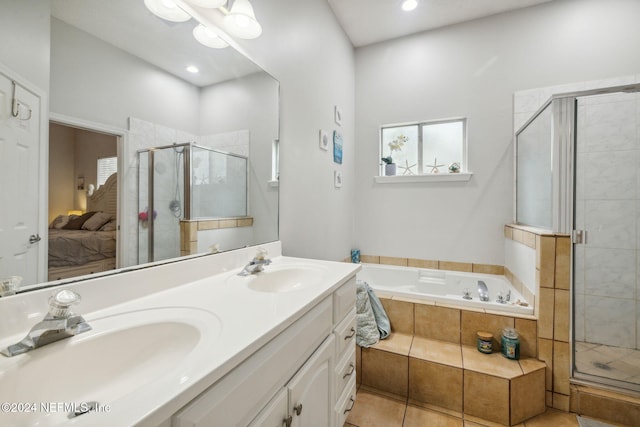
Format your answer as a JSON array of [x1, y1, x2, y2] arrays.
[[224, 0, 262, 39], [402, 0, 418, 12], [144, 0, 191, 22], [193, 24, 229, 48], [187, 0, 226, 8]]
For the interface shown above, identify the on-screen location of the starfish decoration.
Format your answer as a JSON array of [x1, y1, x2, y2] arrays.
[[398, 159, 416, 175], [426, 157, 445, 173]]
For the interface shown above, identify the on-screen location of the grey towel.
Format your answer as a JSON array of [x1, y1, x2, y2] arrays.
[[356, 280, 391, 347], [364, 281, 391, 339], [356, 280, 379, 347]]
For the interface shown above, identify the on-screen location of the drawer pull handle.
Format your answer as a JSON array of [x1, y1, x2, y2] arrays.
[[342, 363, 355, 379], [344, 327, 355, 340], [293, 403, 303, 416], [343, 396, 355, 414], [283, 415, 292, 427]]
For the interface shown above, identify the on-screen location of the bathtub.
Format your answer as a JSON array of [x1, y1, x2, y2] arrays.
[[357, 263, 533, 315]]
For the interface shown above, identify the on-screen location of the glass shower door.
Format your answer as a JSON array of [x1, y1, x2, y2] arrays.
[[573, 90, 640, 391]]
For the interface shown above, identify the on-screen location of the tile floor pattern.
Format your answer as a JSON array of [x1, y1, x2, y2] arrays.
[[344, 388, 622, 427], [575, 342, 640, 386]]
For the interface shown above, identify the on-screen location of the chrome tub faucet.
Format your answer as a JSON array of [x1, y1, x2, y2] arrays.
[[477, 280, 489, 302], [1, 289, 92, 357]]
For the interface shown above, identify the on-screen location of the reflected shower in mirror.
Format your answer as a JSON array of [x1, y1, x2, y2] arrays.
[[0, 0, 279, 293]]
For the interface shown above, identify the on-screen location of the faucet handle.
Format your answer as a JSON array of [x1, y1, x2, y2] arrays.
[[0, 276, 22, 297], [255, 247, 268, 260], [48, 289, 81, 318]]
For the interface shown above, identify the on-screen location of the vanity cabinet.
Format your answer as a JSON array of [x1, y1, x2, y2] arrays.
[[173, 276, 357, 427], [249, 335, 334, 427]]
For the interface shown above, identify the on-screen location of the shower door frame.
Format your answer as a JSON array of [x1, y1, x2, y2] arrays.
[[138, 142, 249, 263], [567, 83, 640, 393], [516, 83, 640, 393]]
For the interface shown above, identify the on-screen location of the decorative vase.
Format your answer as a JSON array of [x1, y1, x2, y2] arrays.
[[385, 163, 396, 176]]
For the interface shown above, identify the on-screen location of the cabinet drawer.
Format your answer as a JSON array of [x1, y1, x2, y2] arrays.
[[334, 377, 357, 427], [333, 277, 356, 324], [334, 346, 356, 399], [333, 309, 356, 358]]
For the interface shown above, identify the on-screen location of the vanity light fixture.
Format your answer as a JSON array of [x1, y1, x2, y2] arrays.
[[144, 0, 191, 22], [144, 0, 263, 48], [224, 0, 262, 39], [193, 24, 229, 48], [188, 0, 226, 7], [401, 0, 418, 12]]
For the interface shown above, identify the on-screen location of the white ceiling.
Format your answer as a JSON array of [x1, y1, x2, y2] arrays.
[[327, 0, 555, 47], [50, 0, 556, 86]]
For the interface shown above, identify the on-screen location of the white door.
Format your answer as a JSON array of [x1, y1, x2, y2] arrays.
[[0, 70, 44, 287]]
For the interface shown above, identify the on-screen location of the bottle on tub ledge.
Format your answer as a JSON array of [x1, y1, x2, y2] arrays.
[[501, 327, 520, 360]]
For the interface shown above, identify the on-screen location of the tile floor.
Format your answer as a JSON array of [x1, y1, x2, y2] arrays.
[[344, 387, 620, 427], [575, 342, 640, 386]]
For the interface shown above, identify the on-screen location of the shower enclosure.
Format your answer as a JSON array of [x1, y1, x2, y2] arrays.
[[137, 142, 247, 263], [516, 82, 640, 393]]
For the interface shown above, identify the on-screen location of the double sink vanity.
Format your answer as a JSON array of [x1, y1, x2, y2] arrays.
[[0, 242, 360, 426]]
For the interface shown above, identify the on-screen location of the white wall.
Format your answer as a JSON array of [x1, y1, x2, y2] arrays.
[[229, 0, 356, 261], [199, 72, 279, 246], [0, 0, 50, 93], [354, 0, 640, 265], [50, 18, 200, 133]]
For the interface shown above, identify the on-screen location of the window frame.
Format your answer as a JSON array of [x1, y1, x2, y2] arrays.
[[379, 117, 468, 176], [97, 156, 118, 188]]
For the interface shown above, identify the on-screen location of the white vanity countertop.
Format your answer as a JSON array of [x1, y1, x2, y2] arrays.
[[0, 247, 361, 427]]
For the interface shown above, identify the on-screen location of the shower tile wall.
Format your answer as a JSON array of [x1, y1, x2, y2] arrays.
[[574, 91, 640, 350], [128, 117, 197, 265]]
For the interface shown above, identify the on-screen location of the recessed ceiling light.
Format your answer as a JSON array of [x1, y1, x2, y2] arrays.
[[186, 65, 199, 73], [401, 0, 418, 12]]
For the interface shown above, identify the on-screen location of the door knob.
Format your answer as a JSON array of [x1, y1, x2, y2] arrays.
[[29, 234, 41, 244]]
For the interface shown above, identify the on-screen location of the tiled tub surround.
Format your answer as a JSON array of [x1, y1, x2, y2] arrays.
[[358, 263, 533, 316], [180, 217, 254, 256], [356, 296, 545, 426], [505, 224, 640, 425], [0, 242, 361, 426]]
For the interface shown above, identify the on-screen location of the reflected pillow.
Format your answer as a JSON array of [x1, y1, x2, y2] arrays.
[[82, 212, 112, 231], [49, 215, 70, 229], [63, 211, 96, 230], [99, 219, 117, 232]]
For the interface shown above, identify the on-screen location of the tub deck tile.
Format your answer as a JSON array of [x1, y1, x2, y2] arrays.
[[371, 332, 413, 356], [461, 346, 523, 379], [410, 337, 463, 368]]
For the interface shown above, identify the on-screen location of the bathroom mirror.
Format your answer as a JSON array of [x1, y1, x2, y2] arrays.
[[1, 0, 279, 292]]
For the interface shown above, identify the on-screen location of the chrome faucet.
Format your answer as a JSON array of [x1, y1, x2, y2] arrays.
[[477, 280, 489, 302], [1, 289, 92, 357], [238, 248, 272, 276], [496, 289, 512, 304]]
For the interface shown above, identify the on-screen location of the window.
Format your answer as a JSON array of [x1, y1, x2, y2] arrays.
[[380, 118, 466, 175], [97, 156, 117, 188]]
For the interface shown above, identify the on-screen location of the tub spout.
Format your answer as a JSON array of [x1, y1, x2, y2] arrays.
[[477, 280, 489, 302]]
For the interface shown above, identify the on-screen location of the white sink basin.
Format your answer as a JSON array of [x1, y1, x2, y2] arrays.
[[229, 263, 328, 293], [0, 307, 221, 426]]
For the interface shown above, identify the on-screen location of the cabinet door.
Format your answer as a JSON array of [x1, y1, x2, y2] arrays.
[[249, 388, 289, 427], [288, 335, 335, 427]]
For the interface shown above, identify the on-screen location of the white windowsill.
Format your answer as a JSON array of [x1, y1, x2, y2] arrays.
[[374, 172, 473, 184]]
